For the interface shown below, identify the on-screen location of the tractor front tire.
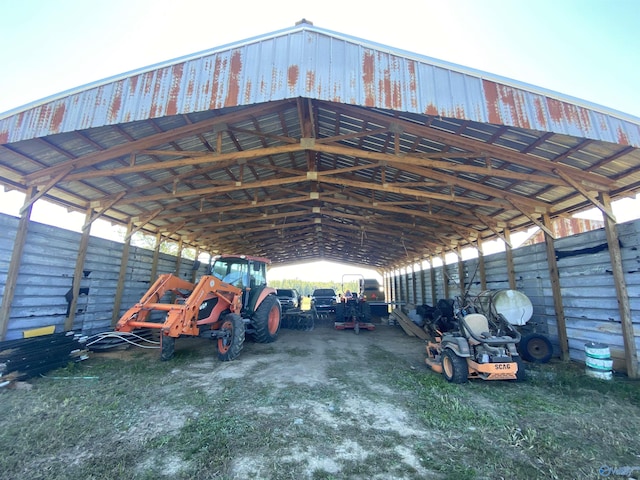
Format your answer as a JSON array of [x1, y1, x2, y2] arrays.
[[518, 333, 553, 363], [217, 313, 245, 361], [442, 349, 468, 384], [252, 294, 281, 343], [160, 334, 175, 361]]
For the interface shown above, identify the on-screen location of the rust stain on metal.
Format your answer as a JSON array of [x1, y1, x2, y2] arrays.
[[578, 106, 593, 133], [151, 70, 165, 117], [288, 65, 299, 91], [244, 78, 252, 104], [533, 97, 547, 129], [38, 104, 52, 131], [546, 97, 565, 124], [0, 129, 7, 144], [210, 56, 223, 109], [306, 70, 316, 94], [407, 60, 418, 110], [616, 126, 630, 145], [504, 87, 530, 129], [51, 103, 66, 132], [362, 50, 376, 107], [166, 63, 185, 116], [482, 80, 502, 124], [224, 50, 243, 108], [109, 84, 123, 124], [425, 103, 438, 116]]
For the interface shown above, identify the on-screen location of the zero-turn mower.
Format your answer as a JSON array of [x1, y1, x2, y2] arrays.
[[425, 297, 525, 383]]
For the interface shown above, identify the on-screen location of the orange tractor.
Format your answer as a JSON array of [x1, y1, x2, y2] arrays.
[[115, 255, 281, 361]]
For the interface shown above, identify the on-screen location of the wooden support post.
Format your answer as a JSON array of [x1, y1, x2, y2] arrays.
[[112, 220, 133, 327], [504, 228, 517, 289], [411, 264, 417, 304], [0, 187, 35, 340], [457, 246, 465, 298], [543, 214, 569, 361], [477, 239, 487, 291], [65, 207, 93, 331], [601, 193, 638, 378], [441, 253, 449, 299], [393, 270, 400, 307], [420, 261, 427, 305], [150, 232, 162, 283], [429, 257, 436, 304], [174, 238, 184, 276], [404, 267, 410, 305], [190, 248, 201, 283]]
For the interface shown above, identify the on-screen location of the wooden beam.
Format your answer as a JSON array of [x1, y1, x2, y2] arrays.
[[554, 169, 616, 222], [600, 193, 638, 378], [429, 257, 437, 305], [477, 239, 487, 291], [65, 207, 92, 331], [457, 246, 465, 298], [150, 232, 162, 283], [504, 228, 517, 290], [543, 213, 569, 361], [24, 100, 296, 184], [0, 187, 35, 340], [340, 103, 614, 190], [441, 252, 449, 300], [19, 168, 73, 215], [112, 220, 133, 327], [509, 200, 555, 238]]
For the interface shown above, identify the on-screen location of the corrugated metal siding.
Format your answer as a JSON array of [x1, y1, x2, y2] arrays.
[[391, 219, 640, 372], [0, 214, 206, 340], [2, 25, 640, 146]]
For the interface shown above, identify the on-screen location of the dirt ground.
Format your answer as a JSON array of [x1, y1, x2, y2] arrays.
[[147, 316, 437, 479], [4, 313, 640, 479]]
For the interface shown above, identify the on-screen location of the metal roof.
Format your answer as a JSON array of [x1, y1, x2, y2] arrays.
[[1, 21, 639, 269]]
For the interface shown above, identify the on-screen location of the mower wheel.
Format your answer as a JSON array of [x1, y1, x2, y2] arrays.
[[160, 334, 175, 361], [252, 294, 281, 343], [518, 333, 552, 363], [442, 349, 468, 384], [514, 356, 527, 382], [217, 313, 245, 361]]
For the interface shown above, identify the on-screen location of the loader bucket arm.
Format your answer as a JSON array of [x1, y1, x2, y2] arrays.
[[115, 274, 242, 337]]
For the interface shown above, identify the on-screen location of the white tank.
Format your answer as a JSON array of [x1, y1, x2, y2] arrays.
[[476, 289, 533, 326]]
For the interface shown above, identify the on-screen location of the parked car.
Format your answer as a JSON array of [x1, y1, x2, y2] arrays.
[[311, 288, 338, 313], [276, 288, 300, 311]]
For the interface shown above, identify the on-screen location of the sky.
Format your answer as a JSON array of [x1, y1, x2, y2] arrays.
[[0, 0, 639, 281]]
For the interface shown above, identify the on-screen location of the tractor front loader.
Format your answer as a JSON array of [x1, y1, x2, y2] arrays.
[[116, 255, 281, 361]]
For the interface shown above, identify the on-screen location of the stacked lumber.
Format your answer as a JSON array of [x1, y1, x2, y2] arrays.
[[389, 309, 430, 340], [0, 331, 88, 387]]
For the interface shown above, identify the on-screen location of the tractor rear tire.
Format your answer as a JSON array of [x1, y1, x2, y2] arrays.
[[518, 333, 553, 363], [217, 313, 245, 362], [160, 334, 175, 361], [442, 349, 468, 384], [252, 294, 281, 343]]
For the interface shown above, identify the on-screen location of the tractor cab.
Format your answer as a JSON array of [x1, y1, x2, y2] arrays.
[[211, 255, 269, 315]]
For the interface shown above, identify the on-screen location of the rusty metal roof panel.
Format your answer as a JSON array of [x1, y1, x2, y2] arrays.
[[2, 22, 640, 147]]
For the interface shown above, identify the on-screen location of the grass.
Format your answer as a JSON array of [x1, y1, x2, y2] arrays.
[[1, 328, 639, 479]]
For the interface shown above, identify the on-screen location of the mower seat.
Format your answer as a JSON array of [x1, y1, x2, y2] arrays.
[[463, 313, 490, 344]]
